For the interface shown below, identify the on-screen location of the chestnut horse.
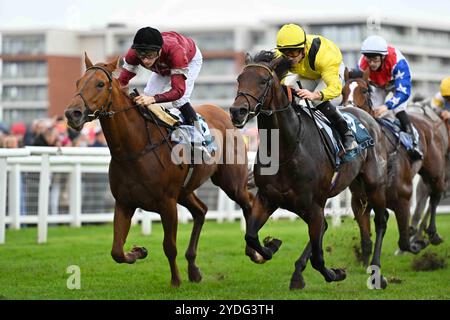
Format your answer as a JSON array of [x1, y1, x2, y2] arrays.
[[65, 55, 254, 287], [230, 52, 389, 289], [342, 69, 448, 260]]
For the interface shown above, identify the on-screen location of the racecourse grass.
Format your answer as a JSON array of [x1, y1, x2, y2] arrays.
[[0, 214, 449, 300]]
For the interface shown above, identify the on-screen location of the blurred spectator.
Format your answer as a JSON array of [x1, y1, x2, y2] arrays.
[[10, 122, 26, 147], [89, 128, 107, 147], [2, 135, 19, 148], [33, 126, 59, 146]]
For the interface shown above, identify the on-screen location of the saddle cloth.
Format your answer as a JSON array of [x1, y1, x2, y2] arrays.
[[378, 116, 420, 153], [300, 104, 374, 167], [146, 104, 217, 154]]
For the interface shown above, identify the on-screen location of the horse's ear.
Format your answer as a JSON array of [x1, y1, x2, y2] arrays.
[[84, 52, 94, 69], [244, 52, 252, 65], [344, 67, 350, 82], [106, 56, 120, 73], [363, 68, 370, 81]]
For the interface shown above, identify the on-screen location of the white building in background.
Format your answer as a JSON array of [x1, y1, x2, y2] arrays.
[[1, 12, 450, 126]]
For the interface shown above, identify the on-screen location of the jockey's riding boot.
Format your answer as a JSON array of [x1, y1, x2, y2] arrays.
[[179, 102, 211, 161], [316, 101, 358, 153], [179, 102, 198, 126], [396, 110, 423, 161]]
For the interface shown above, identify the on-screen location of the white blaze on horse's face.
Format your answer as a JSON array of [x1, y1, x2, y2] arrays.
[[347, 81, 358, 106]]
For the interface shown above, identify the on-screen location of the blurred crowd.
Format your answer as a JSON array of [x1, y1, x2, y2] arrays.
[[0, 116, 107, 149]]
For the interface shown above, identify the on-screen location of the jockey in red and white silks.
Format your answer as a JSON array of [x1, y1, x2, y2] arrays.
[[118, 27, 202, 127]]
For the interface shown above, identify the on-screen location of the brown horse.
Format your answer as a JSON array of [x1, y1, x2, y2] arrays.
[[65, 54, 254, 287], [409, 106, 449, 248], [230, 51, 389, 289], [342, 69, 448, 260]]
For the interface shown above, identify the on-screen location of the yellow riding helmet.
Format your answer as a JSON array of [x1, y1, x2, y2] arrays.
[[440, 77, 450, 97], [276, 24, 307, 50]]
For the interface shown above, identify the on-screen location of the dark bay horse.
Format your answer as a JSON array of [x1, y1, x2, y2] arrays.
[[342, 69, 448, 260], [65, 54, 254, 287], [230, 51, 389, 289]]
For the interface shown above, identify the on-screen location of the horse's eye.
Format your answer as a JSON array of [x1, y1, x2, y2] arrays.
[[361, 89, 368, 94], [97, 82, 105, 88], [260, 80, 267, 86]]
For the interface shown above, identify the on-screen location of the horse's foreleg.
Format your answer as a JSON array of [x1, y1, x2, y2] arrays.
[[244, 192, 279, 262], [111, 203, 147, 264], [178, 193, 207, 283], [160, 200, 182, 287], [289, 241, 311, 290], [308, 207, 346, 283]]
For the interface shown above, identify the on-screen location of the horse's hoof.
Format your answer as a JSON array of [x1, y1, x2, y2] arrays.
[[380, 275, 388, 289], [289, 278, 306, 290], [429, 233, 444, 246], [188, 266, 203, 283], [410, 239, 428, 254], [246, 249, 267, 264], [263, 236, 282, 254], [331, 268, 347, 281], [131, 246, 148, 259], [171, 279, 181, 288]]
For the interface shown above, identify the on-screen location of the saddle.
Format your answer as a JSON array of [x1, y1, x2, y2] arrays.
[[377, 116, 420, 154]]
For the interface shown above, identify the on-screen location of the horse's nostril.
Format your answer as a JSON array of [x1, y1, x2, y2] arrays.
[[240, 108, 248, 115]]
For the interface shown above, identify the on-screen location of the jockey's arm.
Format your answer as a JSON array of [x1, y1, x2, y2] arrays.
[[318, 63, 343, 102], [118, 49, 139, 86], [385, 60, 411, 110]]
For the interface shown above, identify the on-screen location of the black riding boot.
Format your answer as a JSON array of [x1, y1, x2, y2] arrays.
[[316, 101, 358, 152], [396, 110, 423, 161], [179, 102, 198, 126]]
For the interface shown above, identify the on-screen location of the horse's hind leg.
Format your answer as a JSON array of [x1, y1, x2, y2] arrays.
[[352, 197, 373, 266], [160, 199, 182, 287], [410, 178, 430, 236], [426, 188, 444, 245], [111, 202, 148, 264], [178, 193, 207, 283]]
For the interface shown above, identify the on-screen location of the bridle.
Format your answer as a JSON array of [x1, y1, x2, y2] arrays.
[[74, 65, 135, 121], [234, 63, 291, 118]]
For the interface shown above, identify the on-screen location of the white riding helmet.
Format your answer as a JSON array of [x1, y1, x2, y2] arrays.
[[361, 35, 388, 55]]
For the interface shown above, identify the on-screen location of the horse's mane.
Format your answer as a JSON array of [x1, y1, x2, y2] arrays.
[[251, 50, 292, 81]]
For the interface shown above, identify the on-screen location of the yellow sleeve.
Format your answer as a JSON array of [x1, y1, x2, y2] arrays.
[[314, 38, 343, 101], [318, 63, 342, 101]]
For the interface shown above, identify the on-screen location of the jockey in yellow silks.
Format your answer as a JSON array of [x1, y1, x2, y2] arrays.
[[431, 77, 450, 122], [275, 23, 357, 153]]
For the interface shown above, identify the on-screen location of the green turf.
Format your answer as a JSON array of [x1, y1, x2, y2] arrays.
[[0, 214, 449, 300]]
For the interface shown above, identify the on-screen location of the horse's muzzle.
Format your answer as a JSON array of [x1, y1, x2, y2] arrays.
[[65, 108, 85, 131], [230, 105, 249, 128]]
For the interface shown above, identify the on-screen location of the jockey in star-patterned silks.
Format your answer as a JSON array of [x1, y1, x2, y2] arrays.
[[358, 35, 423, 160]]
